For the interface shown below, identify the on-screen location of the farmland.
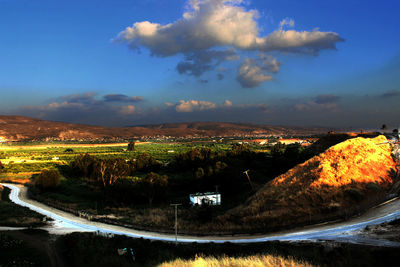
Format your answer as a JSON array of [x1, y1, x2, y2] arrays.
[[0, 137, 314, 233], [0, 141, 234, 173], [1, 132, 395, 235]]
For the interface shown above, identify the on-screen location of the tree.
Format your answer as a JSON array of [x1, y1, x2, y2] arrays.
[[130, 152, 160, 172], [127, 141, 135, 151], [195, 167, 205, 179], [141, 172, 168, 205], [271, 143, 286, 157], [69, 153, 98, 178], [93, 158, 129, 188], [35, 169, 61, 189], [0, 161, 4, 172]]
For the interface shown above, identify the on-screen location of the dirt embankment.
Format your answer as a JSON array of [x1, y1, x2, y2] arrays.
[[218, 135, 398, 232]]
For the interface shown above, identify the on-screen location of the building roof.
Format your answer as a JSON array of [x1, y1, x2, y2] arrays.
[[190, 192, 220, 197]]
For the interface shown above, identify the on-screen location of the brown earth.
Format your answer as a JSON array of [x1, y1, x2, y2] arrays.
[[218, 135, 398, 232], [0, 115, 332, 142]]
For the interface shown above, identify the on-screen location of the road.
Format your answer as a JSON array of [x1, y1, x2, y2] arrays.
[[3, 183, 400, 246]]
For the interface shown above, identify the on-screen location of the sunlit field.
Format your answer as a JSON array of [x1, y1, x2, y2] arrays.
[[0, 140, 238, 175]]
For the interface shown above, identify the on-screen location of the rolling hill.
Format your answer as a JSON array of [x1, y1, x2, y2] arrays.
[[0, 115, 331, 142]]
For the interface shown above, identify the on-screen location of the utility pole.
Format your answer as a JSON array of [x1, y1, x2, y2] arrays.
[[243, 169, 254, 190], [170, 203, 181, 245]]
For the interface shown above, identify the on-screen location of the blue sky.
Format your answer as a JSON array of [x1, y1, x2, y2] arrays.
[[0, 0, 399, 128]]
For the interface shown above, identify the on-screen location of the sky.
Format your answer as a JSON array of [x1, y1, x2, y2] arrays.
[[0, 0, 399, 128]]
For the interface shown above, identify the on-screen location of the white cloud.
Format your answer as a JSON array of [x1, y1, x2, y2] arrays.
[[176, 100, 217, 112], [224, 99, 233, 107], [115, 0, 343, 86], [116, 0, 343, 56], [295, 101, 338, 112], [259, 53, 281, 73], [116, 0, 259, 56], [176, 49, 238, 76], [236, 58, 274, 88], [255, 29, 343, 55], [39, 101, 83, 111], [279, 18, 295, 29], [120, 105, 136, 115]]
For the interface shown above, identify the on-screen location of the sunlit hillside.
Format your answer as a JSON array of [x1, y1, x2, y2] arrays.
[[219, 136, 397, 231]]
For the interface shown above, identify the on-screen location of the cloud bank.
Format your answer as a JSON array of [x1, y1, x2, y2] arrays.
[[13, 92, 400, 128]]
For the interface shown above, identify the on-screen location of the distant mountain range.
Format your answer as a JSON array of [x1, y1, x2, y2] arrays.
[[0, 115, 333, 142]]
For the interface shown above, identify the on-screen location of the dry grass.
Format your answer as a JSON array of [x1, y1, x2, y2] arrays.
[[158, 254, 313, 267]]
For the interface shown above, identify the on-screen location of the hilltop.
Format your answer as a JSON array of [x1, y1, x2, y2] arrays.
[[218, 135, 398, 232], [0, 115, 330, 142]]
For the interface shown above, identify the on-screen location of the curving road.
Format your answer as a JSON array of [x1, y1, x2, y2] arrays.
[[3, 183, 400, 246]]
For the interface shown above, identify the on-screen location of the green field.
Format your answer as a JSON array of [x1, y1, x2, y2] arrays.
[[0, 141, 239, 174]]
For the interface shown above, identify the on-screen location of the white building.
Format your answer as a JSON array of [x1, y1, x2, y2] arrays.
[[190, 192, 221, 206]]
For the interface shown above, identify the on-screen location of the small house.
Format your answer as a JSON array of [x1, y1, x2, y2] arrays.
[[190, 192, 221, 206]]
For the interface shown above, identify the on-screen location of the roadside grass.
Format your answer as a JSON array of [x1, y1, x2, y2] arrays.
[[0, 187, 47, 227]]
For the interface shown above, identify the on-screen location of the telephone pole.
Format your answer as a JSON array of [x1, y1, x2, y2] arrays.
[[170, 203, 181, 245], [243, 169, 254, 190]]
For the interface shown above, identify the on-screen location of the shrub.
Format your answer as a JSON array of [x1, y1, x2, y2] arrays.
[[345, 188, 363, 202], [127, 141, 135, 151], [35, 169, 61, 189], [366, 182, 380, 192]]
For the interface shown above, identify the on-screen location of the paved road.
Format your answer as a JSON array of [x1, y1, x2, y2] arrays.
[[3, 183, 400, 246]]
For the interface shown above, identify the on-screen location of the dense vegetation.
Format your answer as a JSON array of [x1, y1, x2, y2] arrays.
[[21, 140, 314, 233], [3, 134, 395, 234]]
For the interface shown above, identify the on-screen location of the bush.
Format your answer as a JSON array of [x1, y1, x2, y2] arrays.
[[366, 182, 380, 192], [35, 169, 61, 190], [345, 188, 363, 202], [127, 141, 135, 151]]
